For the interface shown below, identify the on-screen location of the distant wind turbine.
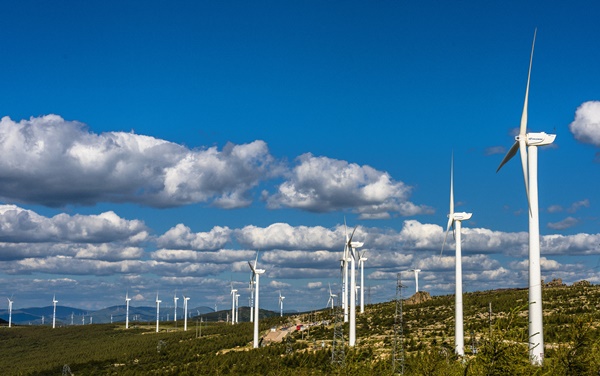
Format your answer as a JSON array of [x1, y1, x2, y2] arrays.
[[279, 291, 285, 317], [248, 251, 266, 348], [441, 153, 472, 357], [7, 297, 13, 328], [235, 293, 240, 323], [327, 283, 336, 309], [52, 295, 58, 329], [410, 269, 421, 293], [230, 283, 237, 325], [496, 29, 554, 365], [345, 222, 363, 347], [183, 295, 190, 331], [249, 275, 255, 323], [358, 250, 368, 313], [174, 294, 179, 323], [155, 293, 161, 333], [125, 292, 131, 329]]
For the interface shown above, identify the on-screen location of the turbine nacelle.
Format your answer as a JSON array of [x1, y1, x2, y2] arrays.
[[518, 132, 556, 146], [452, 212, 472, 221]]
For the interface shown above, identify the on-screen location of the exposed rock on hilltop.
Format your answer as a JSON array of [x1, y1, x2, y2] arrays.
[[405, 291, 431, 305]]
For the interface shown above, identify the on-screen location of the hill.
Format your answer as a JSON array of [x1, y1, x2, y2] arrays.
[[1, 283, 600, 375]]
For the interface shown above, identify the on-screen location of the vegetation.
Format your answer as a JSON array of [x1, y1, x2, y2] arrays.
[[1, 283, 600, 375]]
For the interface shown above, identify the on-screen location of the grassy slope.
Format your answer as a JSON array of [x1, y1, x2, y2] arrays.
[[1, 284, 600, 375]]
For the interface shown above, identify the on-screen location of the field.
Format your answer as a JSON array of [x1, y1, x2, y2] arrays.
[[2, 282, 600, 375]]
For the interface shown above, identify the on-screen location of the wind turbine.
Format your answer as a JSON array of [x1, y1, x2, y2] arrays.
[[441, 153, 472, 357], [248, 251, 266, 348], [410, 269, 421, 293], [183, 295, 190, 331], [496, 29, 554, 365], [7, 297, 13, 328], [230, 283, 237, 325], [345, 222, 363, 347], [278, 291, 285, 317], [125, 292, 131, 329], [155, 293, 161, 333], [235, 293, 240, 323], [173, 294, 179, 323], [327, 283, 336, 309], [52, 295, 58, 329], [249, 275, 255, 323], [358, 250, 368, 313], [340, 218, 351, 323]]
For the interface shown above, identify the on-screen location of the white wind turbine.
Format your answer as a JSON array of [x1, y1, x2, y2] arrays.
[[230, 283, 237, 325], [410, 269, 421, 293], [278, 291, 285, 317], [358, 250, 368, 313], [155, 293, 161, 333], [7, 297, 13, 328], [235, 293, 240, 323], [248, 252, 266, 348], [52, 295, 58, 329], [183, 295, 190, 331], [173, 294, 179, 323], [327, 283, 336, 309], [249, 277, 255, 323], [345, 223, 363, 347], [125, 292, 131, 329], [441, 153, 472, 357], [496, 29, 554, 365], [340, 219, 352, 323]]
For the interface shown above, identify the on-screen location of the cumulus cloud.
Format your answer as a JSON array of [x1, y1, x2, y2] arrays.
[[0, 115, 279, 208], [156, 224, 232, 250], [265, 153, 433, 218], [0, 205, 148, 261], [0, 205, 148, 244], [569, 101, 600, 147], [235, 223, 340, 250]]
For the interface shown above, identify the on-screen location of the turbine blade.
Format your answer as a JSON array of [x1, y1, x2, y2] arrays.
[[520, 29, 536, 137], [450, 152, 454, 215], [519, 138, 531, 213], [497, 141, 519, 173], [441, 217, 453, 256]]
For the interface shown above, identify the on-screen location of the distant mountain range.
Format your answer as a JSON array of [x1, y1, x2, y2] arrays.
[[0, 305, 214, 325]]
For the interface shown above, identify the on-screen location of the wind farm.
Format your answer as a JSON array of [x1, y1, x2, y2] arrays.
[[2, 0, 600, 374]]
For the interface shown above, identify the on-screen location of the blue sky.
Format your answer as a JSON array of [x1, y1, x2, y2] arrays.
[[1, 1, 599, 313]]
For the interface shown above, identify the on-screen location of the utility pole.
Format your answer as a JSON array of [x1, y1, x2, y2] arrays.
[[393, 273, 405, 375]]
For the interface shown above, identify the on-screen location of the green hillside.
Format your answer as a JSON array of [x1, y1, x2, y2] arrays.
[[1, 282, 600, 375]]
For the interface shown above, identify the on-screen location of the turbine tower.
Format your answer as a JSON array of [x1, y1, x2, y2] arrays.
[[235, 293, 240, 323], [183, 295, 190, 331], [248, 252, 266, 348], [125, 292, 131, 329], [496, 29, 554, 365], [410, 269, 421, 293], [327, 283, 336, 309], [173, 294, 179, 323], [345, 223, 363, 347], [340, 218, 351, 323], [278, 291, 285, 317], [249, 277, 255, 323], [52, 295, 58, 329], [358, 250, 368, 313], [7, 297, 13, 328], [441, 153, 472, 357], [230, 283, 237, 325], [155, 293, 161, 333]]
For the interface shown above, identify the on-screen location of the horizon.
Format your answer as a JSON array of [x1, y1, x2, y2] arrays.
[[1, 1, 600, 312]]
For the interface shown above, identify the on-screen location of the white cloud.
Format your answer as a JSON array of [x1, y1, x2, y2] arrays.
[[307, 281, 322, 289], [0, 115, 279, 208], [156, 224, 232, 250], [235, 223, 340, 250], [547, 216, 579, 230], [567, 199, 590, 213], [266, 153, 433, 218], [569, 101, 600, 147]]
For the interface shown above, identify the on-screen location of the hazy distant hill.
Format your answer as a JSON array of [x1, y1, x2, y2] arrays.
[[0, 305, 215, 325]]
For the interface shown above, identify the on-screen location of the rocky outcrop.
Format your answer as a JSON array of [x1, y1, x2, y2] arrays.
[[405, 291, 431, 305], [573, 280, 592, 287], [543, 278, 565, 288]]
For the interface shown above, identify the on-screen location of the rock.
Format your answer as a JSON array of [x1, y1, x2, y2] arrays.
[[544, 278, 565, 288], [572, 280, 592, 287], [405, 291, 431, 305]]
